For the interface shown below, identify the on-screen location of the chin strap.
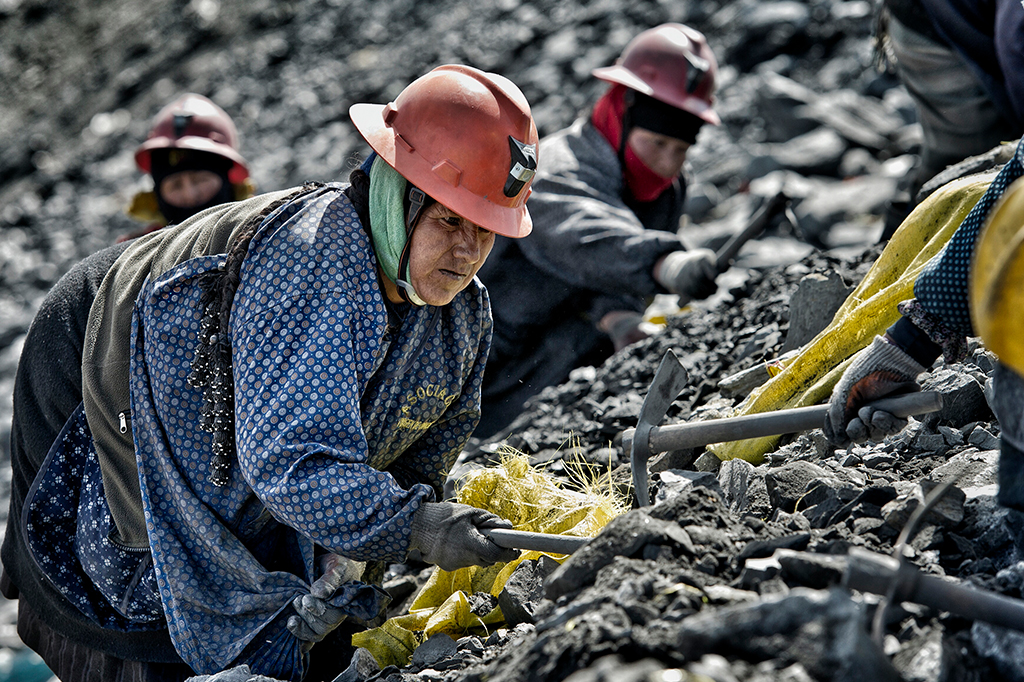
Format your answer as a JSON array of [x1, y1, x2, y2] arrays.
[[396, 186, 428, 306]]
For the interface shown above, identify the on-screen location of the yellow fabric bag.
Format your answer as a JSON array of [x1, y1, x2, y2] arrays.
[[710, 172, 994, 463], [352, 454, 626, 667]]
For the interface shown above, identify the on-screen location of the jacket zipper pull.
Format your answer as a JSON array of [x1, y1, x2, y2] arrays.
[[119, 412, 128, 434]]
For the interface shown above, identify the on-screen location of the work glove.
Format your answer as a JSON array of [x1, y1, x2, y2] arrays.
[[654, 249, 719, 307], [409, 501, 519, 572], [599, 310, 649, 352], [825, 336, 926, 447], [287, 553, 364, 646]]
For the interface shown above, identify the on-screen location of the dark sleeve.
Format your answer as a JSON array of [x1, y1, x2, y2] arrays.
[[994, 0, 1024, 126], [518, 175, 683, 300], [914, 136, 1024, 333]]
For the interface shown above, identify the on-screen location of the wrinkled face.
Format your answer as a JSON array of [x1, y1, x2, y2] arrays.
[[407, 203, 495, 306], [627, 128, 692, 179], [159, 170, 224, 208]]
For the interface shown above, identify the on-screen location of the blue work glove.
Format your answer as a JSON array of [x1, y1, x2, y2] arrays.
[[654, 249, 719, 307], [409, 502, 518, 571], [825, 336, 926, 446], [287, 554, 364, 646]]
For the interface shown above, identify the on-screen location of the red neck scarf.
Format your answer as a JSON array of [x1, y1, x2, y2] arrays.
[[591, 84, 677, 203]]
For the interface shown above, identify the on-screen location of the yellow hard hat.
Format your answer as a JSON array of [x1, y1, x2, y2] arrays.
[[970, 175, 1024, 375]]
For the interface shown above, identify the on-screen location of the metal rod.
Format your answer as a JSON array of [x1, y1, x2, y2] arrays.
[[845, 547, 1024, 632], [483, 528, 590, 554], [621, 391, 943, 454]]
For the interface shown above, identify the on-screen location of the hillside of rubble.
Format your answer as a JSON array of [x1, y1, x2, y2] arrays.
[[1, 0, 1022, 681]]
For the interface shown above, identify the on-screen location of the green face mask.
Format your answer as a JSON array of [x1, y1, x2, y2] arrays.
[[367, 156, 425, 305]]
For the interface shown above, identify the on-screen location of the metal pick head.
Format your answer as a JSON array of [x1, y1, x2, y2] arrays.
[[630, 349, 689, 508]]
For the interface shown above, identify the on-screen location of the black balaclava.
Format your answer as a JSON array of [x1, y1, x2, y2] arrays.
[[626, 91, 705, 145], [150, 148, 234, 225]]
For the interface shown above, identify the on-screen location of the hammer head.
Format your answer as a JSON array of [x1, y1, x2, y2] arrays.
[[630, 349, 689, 507]]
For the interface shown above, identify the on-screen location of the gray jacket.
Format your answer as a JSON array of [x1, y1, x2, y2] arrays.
[[475, 118, 687, 437]]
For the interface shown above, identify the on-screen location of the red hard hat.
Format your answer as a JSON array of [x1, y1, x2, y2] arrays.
[[350, 64, 539, 238], [592, 23, 720, 125], [135, 93, 250, 184]]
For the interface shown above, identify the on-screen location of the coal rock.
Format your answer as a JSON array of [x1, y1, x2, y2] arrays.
[[646, 587, 899, 682], [410, 633, 458, 670], [498, 560, 546, 627], [971, 622, 1024, 682], [335, 648, 382, 682], [653, 469, 723, 503], [544, 508, 696, 601], [782, 270, 855, 352], [921, 368, 994, 427]]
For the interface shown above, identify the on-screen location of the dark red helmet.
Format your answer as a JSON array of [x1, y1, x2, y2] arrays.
[[592, 23, 720, 125], [135, 93, 249, 184]]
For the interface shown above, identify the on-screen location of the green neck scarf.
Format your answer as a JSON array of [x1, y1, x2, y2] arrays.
[[368, 156, 411, 287]]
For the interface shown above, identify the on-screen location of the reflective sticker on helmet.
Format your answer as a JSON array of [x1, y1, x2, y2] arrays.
[[683, 52, 710, 93], [172, 113, 194, 139], [504, 136, 538, 198]]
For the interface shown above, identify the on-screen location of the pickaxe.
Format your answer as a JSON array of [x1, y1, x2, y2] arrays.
[[623, 349, 944, 507]]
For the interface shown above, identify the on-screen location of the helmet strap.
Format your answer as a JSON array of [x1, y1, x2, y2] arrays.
[[395, 185, 431, 306], [396, 236, 426, 307]]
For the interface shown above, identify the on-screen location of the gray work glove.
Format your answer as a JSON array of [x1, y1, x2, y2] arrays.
[[654, 249, 719, 306], [287, 553, 364, 646], [409, 502, 519, 571], [599, 310, 648, 352], [825, 336, 926, 446]]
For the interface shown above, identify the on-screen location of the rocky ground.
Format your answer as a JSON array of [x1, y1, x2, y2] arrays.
[[1, 0, 1022, 680]]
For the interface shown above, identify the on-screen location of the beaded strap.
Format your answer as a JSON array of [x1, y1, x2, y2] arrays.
[[897, 299, 968, 364]]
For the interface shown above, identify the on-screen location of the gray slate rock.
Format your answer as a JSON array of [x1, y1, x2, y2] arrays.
[[782, 270, 854, 352]]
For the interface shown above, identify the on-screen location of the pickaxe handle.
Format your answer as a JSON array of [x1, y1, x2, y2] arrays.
[[622, 391, 943, 457], [715, 190, 789, 271], [845, 547, 1024, 632], [482, 528, 590, 555]]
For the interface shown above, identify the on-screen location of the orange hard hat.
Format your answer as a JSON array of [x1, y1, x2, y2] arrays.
[[592, 23, 720, 125], [135, 93, 250, 184], [350, 64, 538, 238]]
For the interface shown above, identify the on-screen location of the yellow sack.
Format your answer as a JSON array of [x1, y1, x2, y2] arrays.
[[124, 179, 257, 224], [710, 171, 995, 463], [352, 454, 627, 667]]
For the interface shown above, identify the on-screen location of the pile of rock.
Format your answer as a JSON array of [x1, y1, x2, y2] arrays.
[[3, 0, 1023, 680]]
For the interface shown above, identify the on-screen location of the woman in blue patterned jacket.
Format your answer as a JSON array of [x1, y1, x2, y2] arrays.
[[2, 64, 539, 682]]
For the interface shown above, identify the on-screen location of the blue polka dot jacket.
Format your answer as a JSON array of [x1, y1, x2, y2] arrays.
[[22, 183, 492, 679], [890, 138, 1024, 364]]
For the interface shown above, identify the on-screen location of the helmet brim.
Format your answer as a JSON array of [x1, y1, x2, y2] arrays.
[[592, 65, 721, 126], [350, 102, 533, 239], [135, 135, 250, 184]]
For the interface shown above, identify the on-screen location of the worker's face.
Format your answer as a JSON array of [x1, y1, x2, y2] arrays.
[[159, 170, 224, 208], [627, 128, 692, 179], [407, 203, 495, 306]]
